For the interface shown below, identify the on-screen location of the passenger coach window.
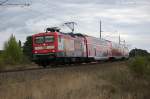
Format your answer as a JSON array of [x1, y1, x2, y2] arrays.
[[45, 36, 54, 42], [58, 36, 61, 42], [35, 37, 44, 44]]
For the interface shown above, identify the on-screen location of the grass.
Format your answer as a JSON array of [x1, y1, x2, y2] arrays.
[[0, 61, 150, 99], [0, 53, 33, 71]]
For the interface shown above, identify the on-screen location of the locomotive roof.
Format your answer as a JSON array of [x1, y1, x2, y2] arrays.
[[33, 32, 57, 36]]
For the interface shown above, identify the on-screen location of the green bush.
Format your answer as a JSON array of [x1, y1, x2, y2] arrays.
[[0, 55, 3, 67], [146, 55, 150, 61], [2, 35, 23, 65], [128, 56, 150, 78]]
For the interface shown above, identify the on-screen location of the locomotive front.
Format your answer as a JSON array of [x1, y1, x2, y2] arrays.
[[32, 30, 59, 65]]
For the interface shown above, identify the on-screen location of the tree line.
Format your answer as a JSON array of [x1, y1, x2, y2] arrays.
[[129, 48, 149, 57]]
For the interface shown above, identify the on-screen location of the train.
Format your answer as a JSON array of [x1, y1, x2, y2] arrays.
[[32, 27, 129, 67]]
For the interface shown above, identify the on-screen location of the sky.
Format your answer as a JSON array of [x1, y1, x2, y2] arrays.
[[0, 0, 150, 51]]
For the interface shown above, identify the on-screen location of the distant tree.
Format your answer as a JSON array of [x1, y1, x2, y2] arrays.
[[18, 40, 22, 48], [129, 48, 149, 57], [2, 34, 23, 64], [23, 36, 33, 61]]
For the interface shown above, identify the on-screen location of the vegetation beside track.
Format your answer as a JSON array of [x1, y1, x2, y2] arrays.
[[0, 35, 32, 70], [128, 49, 150, 81], [0, 61, 150, 99]]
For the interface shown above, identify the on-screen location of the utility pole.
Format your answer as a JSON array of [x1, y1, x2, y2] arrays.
[[123, 40, 125, 46], [100, 20, 102, 39], [119, 33, 121, 44]]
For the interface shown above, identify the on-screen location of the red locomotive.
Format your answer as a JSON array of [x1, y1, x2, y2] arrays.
[[32, 27, 129, 66]]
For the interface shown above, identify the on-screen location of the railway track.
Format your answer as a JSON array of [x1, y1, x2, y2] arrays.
[[0, 60, 123, 74], [0, 62, 97, 74]]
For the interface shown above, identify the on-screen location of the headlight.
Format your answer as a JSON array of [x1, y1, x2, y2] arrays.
[[46, 46, 54, 49], [34, 46, 43, 50]]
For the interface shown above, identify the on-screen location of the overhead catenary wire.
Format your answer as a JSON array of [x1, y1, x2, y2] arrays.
[[0, 0, 31, 6], [0, 0, 9, 5]]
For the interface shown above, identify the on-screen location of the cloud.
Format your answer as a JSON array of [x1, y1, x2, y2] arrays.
[[0, 0, 150, 51]]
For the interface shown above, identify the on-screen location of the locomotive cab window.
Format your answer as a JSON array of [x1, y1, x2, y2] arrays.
[[45, 36, 54, 43], [35, 36, 44, 44]]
